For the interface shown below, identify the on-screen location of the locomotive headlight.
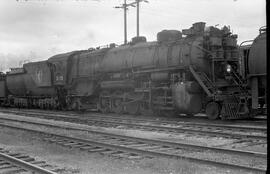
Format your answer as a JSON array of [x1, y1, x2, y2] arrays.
[[226, 64, 232, 73]]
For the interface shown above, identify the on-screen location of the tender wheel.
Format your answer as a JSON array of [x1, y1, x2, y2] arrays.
[[206, 102, 220, 120]]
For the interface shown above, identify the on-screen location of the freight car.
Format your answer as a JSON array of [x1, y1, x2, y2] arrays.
[[239, 26, 267, 115], [1, 22, 250, 120]]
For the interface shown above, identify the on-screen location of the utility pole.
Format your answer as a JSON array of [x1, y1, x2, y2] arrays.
[[115, 0, 148, 43], [135, 0, 148, 37], [115, 0, 129, 44], [114, 0, 135, 44], [136, 0, 140, 37], [124, 0, 127, 44]]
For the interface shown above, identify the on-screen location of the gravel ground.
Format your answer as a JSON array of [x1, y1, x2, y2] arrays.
[[0, 113, 240, 147], [0, 112, 266, 154], [1, 110, 266, 148], [0, 127, 240, 174]]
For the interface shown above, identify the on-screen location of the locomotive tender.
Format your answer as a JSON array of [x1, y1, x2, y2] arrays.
[[0, 22, 252, 119], [239, 26, 267, 115]]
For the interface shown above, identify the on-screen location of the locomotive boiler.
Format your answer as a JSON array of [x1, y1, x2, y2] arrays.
[[96, 22, 248, 119], [0, 22, 250, 120]]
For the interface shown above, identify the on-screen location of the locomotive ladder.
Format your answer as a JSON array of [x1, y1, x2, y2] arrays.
[[189, 66, 215, 97], [230, 69, 248, 95], [223, 69, 250, 119]]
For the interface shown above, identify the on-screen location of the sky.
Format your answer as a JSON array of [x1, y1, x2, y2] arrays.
[[0, 0, 266, 71]]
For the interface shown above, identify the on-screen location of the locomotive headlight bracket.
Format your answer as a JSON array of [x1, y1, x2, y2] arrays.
[[226, 64, 232, 73]]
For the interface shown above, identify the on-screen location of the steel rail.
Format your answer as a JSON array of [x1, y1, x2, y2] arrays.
[[0, 121, 266, 174], [0, 151, 57, 174], [1, 110, 266, 141], [80, 113, 267, 131], [1, 109, 266, 131]]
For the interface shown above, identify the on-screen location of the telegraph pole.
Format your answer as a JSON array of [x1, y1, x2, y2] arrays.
[[124, 0, 127, 44], [115, 0, 148, 43], [115, 0, 132, 44], [136, 0, 148, 37], [136, 0, 139, 37]]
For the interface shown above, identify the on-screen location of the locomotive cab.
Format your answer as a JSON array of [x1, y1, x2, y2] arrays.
[[48, 52, 73, 86], [48, 51, 80, 108]]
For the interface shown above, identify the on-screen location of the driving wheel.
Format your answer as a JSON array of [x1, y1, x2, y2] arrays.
[[111, 91, 123, 114]]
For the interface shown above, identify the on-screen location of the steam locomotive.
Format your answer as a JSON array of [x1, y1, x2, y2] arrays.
[[0, 22, 265, 120]]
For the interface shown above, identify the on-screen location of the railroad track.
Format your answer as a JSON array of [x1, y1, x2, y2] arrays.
[[0, 148, 58, 174], [19, 109, 267, 130], [2, 108, 267, 126], [0, 115, 267, 173], [0, 109, 267, 142]]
